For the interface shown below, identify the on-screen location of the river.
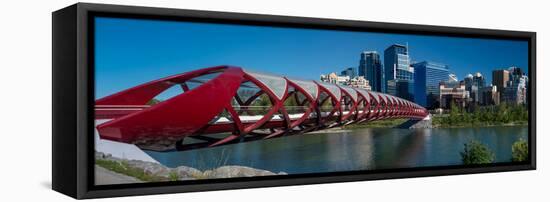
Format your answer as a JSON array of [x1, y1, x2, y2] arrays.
[[145, 126, 528, 174]]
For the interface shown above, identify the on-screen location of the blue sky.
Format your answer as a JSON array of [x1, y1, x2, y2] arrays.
[[95, 17, 528, 99]]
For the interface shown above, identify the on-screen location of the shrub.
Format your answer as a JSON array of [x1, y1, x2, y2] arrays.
[[461, 140, 495, 165], [168, 171, 180, 181], [512, 139, 529, 162]]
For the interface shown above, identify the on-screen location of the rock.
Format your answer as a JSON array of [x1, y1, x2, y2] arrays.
[[397, 116, 433, 129], [95, 151, 112, 159], [94, 151, 286, 182], [124, 160, 171, 177], [208, 166, 279, 178], [143, 163, 170, 177], [95, 152, 105, 159], [174, 166, 202, 179], [202, 170, 213, 178]]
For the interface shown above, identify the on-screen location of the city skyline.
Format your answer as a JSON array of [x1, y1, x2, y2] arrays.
[[95, 16, 529, 99]]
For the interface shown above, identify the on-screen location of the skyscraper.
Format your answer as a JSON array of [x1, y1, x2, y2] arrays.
[[472, 72, 485, 88], [503, 75, 528, 104], [492, 69, 510, 100], [503, 67, 528, 104], [384, 44, 414, 100], [340, 67, 357, 79], [358, 51, 382, 92], [464, 74, 474, 92], [470, 72, 485, 104], [412, 61, 450, 108]]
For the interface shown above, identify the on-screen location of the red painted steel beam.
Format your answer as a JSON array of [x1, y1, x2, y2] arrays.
[[95, 66, 429, 150]]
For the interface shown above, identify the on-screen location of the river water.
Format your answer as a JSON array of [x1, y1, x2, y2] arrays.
[[145, 126, 528, 174]]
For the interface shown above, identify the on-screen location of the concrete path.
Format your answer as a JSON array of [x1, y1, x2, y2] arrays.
[[94, 165, 142, 185]]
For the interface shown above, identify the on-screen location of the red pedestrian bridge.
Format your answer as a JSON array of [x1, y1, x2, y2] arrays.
[[95, 66, 429, 151]]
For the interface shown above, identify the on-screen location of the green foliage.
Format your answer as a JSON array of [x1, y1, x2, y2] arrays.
[[146, 98, 162, 105], [511, 139, 529, 162], [284, 93, 301, 114], [247, 94, 272, 115], [461, 140, 495, 165], [433, 103, 528, 128], [319, 97, 334, 111], [168, 171, 180, 181]]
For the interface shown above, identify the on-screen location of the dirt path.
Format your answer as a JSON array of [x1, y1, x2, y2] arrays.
[[94, 165, 142, 185]]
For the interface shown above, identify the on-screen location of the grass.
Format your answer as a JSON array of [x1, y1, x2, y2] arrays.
[[168, 171, 179, 181], [193, 148, 232, 171], [344, 118, 408, 129], [96, 148, 234, 182], [95, 159, 166, 182]]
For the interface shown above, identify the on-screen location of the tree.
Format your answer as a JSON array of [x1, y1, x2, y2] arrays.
[[249, 94, 272, 115], [449, 101, 459, 124], [512, 139, 529, 162], [461, 140, 495, 165], [146, 98, 162, 105]]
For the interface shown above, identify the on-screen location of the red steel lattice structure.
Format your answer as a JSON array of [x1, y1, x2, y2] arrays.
[[95, 66, 429, 151]]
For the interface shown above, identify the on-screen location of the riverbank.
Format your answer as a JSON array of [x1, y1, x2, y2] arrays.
[[431, 113, 528, 128], [343, 119, 409, 129], [431, 104, 528, 128], [316, 118, 526, 130], [431, 120, 528, 128], [95, 152, 287, 184]]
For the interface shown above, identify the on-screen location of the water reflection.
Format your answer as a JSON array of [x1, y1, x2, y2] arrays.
[[145, 126, 528, 174]]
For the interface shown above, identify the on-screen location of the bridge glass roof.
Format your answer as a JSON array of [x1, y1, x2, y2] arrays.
[[244, 70, 287, 100], [379, 93, 389, 104], [236, 81, 261, 103], [319, 82, 341, 100], [388, 95, 396, 105], [391, 96, 398, 105], [369, 91, 380, 103], [356, 88, 370, 101], [289, 78, 318, 99], [340, 86, 358, 102]]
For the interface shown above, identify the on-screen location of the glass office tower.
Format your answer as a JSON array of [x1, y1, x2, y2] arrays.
[[358, 51, 382, 92], [340, 67, 357, 78], [413, 61, 450, 108], [384, 44, 414, 100]]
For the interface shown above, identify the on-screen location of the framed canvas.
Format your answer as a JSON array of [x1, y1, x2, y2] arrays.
[[52, 3, 536, 199]]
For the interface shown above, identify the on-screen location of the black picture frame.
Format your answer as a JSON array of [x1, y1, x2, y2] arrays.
[[52, 2, 536, 199]]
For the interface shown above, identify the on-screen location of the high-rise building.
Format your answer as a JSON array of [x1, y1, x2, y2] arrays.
[[439, 80, 469, 109], [472, 72, 485, 88], [503, 67, 528, 105], [509, 66, 524, 77], [480, 85, 500, 106], [492, 69, 510, 97], [358, 51, 383, 92], [466, 72, 485, 104], [340, 67, 357, 79], [503, 75, 528, 104], [384, 44, 414, 100], [412, 61, 450, 108], [464, 74, 474, 92], [384, 44, 413, 83], [387, 80, 415, 101]]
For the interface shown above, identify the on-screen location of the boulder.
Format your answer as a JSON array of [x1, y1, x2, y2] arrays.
[[207, 166, 278, 178], [174, 166, 202, 179]]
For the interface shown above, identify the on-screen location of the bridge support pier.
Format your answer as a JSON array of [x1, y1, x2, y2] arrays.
[[397, 114, 432, 129]]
